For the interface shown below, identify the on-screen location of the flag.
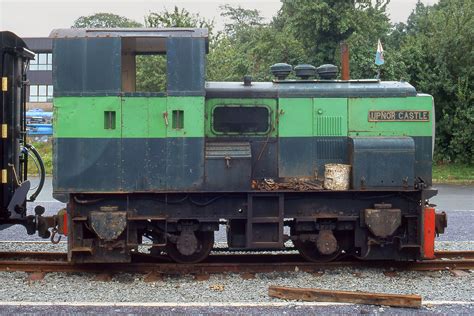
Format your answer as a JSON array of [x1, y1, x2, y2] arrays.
[[375, 39, 384, 66]]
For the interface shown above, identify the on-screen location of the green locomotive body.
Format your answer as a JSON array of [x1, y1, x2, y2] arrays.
[[50, 28, 445, 263]]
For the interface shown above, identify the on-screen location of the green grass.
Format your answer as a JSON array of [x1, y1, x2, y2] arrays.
[[27, 139, 52, 176], [433, 163, 474, 184]]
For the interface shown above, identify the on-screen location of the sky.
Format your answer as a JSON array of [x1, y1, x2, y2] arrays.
[[1, 0, 440, 37]]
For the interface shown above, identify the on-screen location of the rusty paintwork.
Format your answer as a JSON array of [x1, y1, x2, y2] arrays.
[[435, 211, 447, 236]]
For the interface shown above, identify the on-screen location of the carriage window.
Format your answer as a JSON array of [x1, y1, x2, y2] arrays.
[[213, 106, 270, 134]]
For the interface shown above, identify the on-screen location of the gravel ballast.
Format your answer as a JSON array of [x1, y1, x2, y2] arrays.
[[0, 268, 472, 303], [0, 241, 471, 304]]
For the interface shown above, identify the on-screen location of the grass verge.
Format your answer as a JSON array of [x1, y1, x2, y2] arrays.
[[28, 138, 52, 176], [432, 163, 474, 184]]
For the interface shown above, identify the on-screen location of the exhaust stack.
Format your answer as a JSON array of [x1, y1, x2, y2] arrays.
[[340, 42, 350, 80]]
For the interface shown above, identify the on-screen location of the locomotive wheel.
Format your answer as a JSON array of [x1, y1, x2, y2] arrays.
[[293, 239, 342, 263], [166, 231, 214, 264]]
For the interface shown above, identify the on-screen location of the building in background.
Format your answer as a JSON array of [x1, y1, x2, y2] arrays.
[[23, 37, 53, 111]]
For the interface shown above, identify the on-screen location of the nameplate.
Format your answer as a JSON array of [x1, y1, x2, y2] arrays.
[[368, 110, 430, 122]]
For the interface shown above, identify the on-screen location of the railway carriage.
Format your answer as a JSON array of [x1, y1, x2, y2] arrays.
[[45, 28, 447, 263]]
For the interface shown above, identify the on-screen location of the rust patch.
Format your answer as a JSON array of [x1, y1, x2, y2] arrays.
[[89, 211, 127, 241], [28, 272, 46, 282], [450, 269, 470, 277], [94, 273, 113, 282], [253, 178, 323, 191], [240, 272, 256, 280], [144, 272, 163, 282], [435, 211, 447, 235], [364, 208, 401, 238], [194, 273, 210, 281], [383, 271, 398, 277]]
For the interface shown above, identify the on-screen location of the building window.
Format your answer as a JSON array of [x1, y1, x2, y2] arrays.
[[213, 106, 270, 134], [30, 53, 52, 71], [29, 85, 53, 102]]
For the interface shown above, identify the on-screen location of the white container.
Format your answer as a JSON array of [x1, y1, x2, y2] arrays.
[[324, 164, 351, 190]]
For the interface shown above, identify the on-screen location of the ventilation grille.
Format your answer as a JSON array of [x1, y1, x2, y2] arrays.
[[315, 116, 343, 136], [314, 138, 348, 159], [205, 142, 251, 159]]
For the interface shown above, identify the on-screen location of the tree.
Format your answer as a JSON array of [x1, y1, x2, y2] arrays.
[[207, 5, 308, 81], [145, 6, 213, 31], [220, 4, 263, 36], [275, 0, 394, 79], [393, 0, 474, 163], [344, 3, 407, 80], [136, 7, 215, 92], [72, 13, 142, 28]]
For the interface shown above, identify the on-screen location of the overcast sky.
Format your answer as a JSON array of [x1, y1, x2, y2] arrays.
[[1, 0, 439, 37]]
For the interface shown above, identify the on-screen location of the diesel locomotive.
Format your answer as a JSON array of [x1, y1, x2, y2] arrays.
[[2, 28, 447, 264]]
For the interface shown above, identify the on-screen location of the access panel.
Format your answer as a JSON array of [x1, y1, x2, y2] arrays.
[[349, 137, 415, 189]]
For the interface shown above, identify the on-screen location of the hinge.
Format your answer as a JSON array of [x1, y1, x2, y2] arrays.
[[1, 77, 7, 92], [1, 124, 7, 138], [1, 169, 7, 184]]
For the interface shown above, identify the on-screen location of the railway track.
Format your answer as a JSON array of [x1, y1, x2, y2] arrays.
[[0, 250, 472, 274]]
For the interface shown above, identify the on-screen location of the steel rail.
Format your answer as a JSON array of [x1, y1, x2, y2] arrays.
[[434, 250, 474, 259], [0, 251, 472, 274], [0, 250, 471, 261]]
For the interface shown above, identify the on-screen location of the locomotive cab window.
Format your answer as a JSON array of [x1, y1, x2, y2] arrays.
[[213, 106, 270, 134], [121, 37, 167, 93]]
